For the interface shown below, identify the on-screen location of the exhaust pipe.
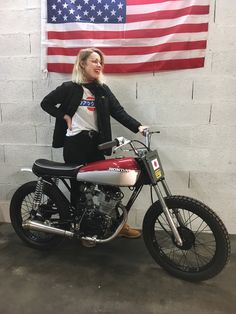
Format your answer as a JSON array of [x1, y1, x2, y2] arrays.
[[22, 220, 74, 239], [23, 203, 127, 245]]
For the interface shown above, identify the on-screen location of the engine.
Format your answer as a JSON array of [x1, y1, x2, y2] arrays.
[[77, 184, 124, 238]]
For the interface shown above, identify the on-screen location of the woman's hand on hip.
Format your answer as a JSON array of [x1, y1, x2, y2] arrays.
[[64, 114, 72, 130]]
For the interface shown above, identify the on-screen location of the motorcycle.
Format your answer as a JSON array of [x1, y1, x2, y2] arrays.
[[10, 129, 230, 281]]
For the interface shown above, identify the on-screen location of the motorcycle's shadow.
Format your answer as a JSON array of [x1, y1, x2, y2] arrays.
[[5, 222, 167, 281], [47, 236, 158, 274]]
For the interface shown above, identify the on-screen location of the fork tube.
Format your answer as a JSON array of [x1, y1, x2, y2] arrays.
[[153, 184, 183, 246], [161, 179, 172, 197], [160, 180, 185, 225]]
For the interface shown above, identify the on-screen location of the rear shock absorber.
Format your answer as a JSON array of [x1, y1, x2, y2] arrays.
[[32, 178, 44, 212]]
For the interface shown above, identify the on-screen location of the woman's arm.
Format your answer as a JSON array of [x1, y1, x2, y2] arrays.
[[104, 85, 142, 133], [40, 83, 68, 119]]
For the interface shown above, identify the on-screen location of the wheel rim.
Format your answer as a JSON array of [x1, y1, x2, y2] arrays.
[[153, 208, 217, 273]]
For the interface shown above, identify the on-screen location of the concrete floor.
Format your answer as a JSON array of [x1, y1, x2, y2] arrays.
[[0, 223, 235, 314]]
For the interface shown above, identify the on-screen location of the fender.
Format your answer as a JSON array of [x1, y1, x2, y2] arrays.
[[21, 168, 33, 173]]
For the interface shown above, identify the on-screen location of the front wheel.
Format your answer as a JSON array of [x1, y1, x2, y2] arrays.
[[143, 195, 231, 281]]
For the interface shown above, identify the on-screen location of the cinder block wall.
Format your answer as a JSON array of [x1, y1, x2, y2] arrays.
[[1, 0, 236, 233]]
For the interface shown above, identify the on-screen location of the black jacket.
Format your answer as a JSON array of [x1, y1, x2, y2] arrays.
[[40, 81, 141, 155]]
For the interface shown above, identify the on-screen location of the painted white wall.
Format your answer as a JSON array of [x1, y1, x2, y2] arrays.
[[1, 0, 236, 233]]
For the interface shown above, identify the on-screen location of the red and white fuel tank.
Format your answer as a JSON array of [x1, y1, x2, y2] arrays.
[[77, 157, 140, 186]]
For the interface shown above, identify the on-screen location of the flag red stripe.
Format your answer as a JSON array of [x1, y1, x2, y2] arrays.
[[127, 0, 182, 4], [47, 41, 207, 56], [48, 23, 208, 40], [47, 63, 73, 73], [47, 58, 205, 73], [126, 6, 209, 22], [104, 58, 205, 72]]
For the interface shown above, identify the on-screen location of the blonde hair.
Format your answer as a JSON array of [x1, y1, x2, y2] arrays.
[[72, 48, 105, 84]]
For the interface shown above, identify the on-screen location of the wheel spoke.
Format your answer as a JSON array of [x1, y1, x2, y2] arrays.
[[143, 196, 230, 281], [13, 186, 62, 242], [152, 205, 218, 272]]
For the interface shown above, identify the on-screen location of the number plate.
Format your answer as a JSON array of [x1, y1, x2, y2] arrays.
[[143, 150, 164, 183]]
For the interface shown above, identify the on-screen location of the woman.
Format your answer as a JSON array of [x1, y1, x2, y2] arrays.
[[41, 48, 147, 238]]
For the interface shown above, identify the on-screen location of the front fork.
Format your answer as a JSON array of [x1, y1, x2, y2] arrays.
[[154, 180, 183, 247]]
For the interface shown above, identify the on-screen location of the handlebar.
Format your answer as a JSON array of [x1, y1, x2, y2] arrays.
[[143, 129, 160, 150], [98, 139, 119, 151], [98, 137, 131, 151], [98, 130, 160, 153]]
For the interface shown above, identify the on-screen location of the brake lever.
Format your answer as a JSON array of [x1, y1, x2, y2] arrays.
[[113, 140, 131, 152], [110, 137, 130, 153]]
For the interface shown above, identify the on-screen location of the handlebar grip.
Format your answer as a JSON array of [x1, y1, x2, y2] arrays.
[[142, 129, 149, 136], [98, 139, 119, 151]]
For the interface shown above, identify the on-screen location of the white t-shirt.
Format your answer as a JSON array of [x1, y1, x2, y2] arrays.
[[66, 87, 98, 137]]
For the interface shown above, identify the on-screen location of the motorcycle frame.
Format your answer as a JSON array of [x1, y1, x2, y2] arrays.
[[32, 165, 182, 246], [29, 130, 184, 246]]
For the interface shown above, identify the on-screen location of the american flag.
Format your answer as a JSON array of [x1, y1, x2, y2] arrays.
[[42, 0, 210, 73]]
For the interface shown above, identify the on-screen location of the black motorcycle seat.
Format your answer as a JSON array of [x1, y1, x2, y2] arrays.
[[32, 159, 83, 178]]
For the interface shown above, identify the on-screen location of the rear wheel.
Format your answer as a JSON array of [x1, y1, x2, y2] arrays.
[[143, 195, 231, 281], [10, 181, 65, 249]]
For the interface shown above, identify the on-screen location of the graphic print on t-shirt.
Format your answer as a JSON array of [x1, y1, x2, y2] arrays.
[[66, 87, 98, 137], [80, 95, 96, 112]]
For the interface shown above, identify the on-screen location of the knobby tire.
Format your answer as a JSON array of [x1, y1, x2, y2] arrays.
[[143, 195, 230, 281]]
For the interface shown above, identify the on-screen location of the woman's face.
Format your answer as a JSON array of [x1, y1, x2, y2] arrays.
[[81, 52, 103, 82]]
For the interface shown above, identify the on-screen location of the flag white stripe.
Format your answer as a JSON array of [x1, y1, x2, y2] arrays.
[[127, 0, 209, 14], [42, 0, 210, 73], [47, 49, 206, 64], [46, 15, 209, 32], [44, 32, 208, 48]]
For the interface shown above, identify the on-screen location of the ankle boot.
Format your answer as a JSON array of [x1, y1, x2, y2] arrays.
[[118, 224, 141, 239]]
